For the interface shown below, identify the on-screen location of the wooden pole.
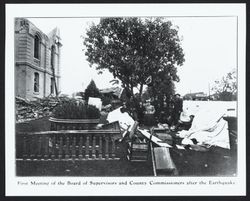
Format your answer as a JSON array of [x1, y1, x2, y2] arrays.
[[51, 45, 59, 99]]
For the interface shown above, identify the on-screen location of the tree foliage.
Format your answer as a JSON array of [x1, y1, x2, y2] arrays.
[[83, 17, 185, 101], [147, 71, 175, 102], [212, 69, 237, 101], [84, 80, 101, 101]]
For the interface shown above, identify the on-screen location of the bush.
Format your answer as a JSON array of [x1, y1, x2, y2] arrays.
[[52, 99, 100, 119], [86, 105, 101, 119], [84, 80, 101, 101]]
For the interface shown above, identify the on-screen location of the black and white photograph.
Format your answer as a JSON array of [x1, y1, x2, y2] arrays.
[[5, 4, 246, 196]]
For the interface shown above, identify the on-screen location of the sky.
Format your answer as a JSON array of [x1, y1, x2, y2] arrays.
[[28, 17, 237, 96]]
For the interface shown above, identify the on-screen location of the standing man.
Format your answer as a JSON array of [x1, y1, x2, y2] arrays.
[[136, 101, 145, 125], [152, 96, 161, 123], [171, 94, 183, 130]]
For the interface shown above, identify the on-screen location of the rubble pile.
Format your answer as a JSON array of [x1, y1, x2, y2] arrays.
[[16, 96, 66, 123]]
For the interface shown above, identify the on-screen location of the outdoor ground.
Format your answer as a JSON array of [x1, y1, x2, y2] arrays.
[[16, 160, 154, 176], [16, 111, 237, 177], [16, 151, 236, 176]]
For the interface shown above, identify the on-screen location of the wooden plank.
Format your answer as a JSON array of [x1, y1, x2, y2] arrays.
[[150, 142, 157, 176], [111, 138, 115, 159], [138, 129, 172, 148], [153, 147, 176, 170], [58, 136, 63, 159], [129, 121, 139, 139], [105, 136, 109, 159], [131, 144, 148, 150], [79, 136, 83, 159], [37, 136, 42, 158], [30, 136, 35, 158], [22, 136, 27, 158], [85, 136, 90, 159], [92, 136, 96, 159], [72, 136, 76, 159], [51, 136, 56, 159], [65, 137, 70, 159], [49, 117, 99, 124], [44, 136, 49, 159], [99, 135, 103, 159], [17, 130, 121, 135]]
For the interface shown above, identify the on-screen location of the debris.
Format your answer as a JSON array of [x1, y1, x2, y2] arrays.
[[153, 147, 177, 174], [15, 96, 69, 123], [177, 106, 230, 149], [137, 128, 172, 148]]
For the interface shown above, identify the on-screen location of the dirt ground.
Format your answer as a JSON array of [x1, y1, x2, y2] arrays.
[[16, 116, 237, 177], [16, 160, 154, 176]]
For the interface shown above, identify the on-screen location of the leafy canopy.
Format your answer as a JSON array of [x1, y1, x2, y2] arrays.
[[212, 69, 237, 101], [83, 17, 185, 98]]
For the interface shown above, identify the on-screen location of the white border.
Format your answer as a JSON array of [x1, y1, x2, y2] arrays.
[[5, 3, 246, 196]]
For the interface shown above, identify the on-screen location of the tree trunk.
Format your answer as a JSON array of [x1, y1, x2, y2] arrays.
[[139, 84, 144, 98]]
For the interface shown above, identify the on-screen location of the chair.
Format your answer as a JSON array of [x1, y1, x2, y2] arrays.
[[127, 121, 151, 162]]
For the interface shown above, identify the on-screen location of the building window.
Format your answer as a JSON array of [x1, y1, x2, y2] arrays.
[[51, 45, 55, 68], [34, 72, 39, 92], [50, 78, 54, 94], [34, 35, 40, 59]]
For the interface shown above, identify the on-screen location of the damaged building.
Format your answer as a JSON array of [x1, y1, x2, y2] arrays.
[[15, 18, 62, 100]]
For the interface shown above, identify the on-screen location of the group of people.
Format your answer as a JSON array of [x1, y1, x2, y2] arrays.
[[122, 93, 184, 130]]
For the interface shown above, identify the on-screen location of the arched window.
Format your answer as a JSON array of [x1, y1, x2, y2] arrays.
[[51, 45, 55, 67], [50, 77, 54, 94], [34, 72, 39, 92], [34, 35, 40, 59]]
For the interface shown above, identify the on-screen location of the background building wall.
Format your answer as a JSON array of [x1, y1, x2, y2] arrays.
[[15, 65, 27, 98], [25, 67, 45, 99], [15, 18, 61, 100]]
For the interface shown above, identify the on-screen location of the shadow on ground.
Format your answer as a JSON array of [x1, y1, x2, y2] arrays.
[[16, 160, 154, 176]]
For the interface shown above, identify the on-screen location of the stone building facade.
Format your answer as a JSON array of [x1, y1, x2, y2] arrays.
[[15, 18, 62, 100]]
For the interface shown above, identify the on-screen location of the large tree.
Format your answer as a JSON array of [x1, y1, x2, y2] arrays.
[[83, 17, 185, 102], [212, 69, 237, 101]]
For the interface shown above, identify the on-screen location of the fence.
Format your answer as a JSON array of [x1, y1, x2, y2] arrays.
[[16, 130, 122, 161]]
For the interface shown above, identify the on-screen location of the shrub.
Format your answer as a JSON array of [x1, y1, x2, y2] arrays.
[[86, 105, 101, 119], [84, 80, 101, 101], [52, 99, 100, 119]]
